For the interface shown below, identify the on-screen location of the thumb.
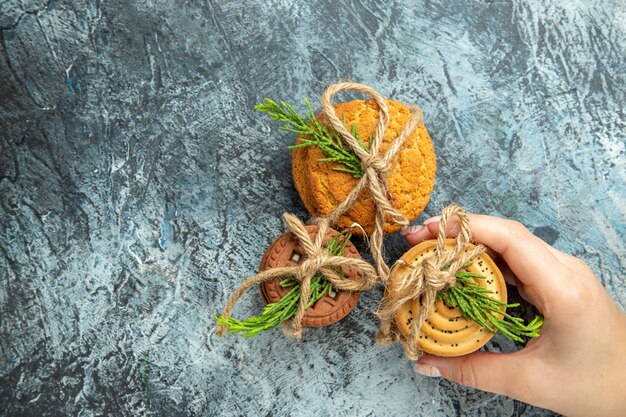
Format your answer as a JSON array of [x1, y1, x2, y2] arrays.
[[414, 352, 541, 404]]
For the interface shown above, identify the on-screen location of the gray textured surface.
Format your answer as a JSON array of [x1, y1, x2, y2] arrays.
[[1, 0, 625, 416]]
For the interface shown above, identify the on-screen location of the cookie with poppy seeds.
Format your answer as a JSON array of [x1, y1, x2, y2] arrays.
[[292, 98, 436, 235], [389, 239, 507, 357]]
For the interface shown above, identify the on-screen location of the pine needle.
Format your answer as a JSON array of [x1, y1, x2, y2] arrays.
[[438, 265, 544, 342], [255, 98, 366, 178]]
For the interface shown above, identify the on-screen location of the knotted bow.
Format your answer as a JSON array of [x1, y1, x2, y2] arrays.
[[375, 205, 486, 359]]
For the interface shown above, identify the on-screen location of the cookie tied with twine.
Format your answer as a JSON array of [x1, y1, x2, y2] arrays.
[[259, 225, 365, 327], [216, 82, 423, 338], [293, 95, 435, 236], [216, 214, 378, 339], [375, 205, 488, 359]]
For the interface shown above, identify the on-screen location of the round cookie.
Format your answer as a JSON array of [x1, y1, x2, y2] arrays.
[[389, 239, 507, 357], [292, 99, 436, 235], [259, 226, 363, 327]]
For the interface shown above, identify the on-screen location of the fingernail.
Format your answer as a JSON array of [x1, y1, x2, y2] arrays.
[[423, 216, 441, 225], [400, 224, 424, 236], [414, 363, 442, 377]]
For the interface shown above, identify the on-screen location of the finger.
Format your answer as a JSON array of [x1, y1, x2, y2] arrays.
[[512, 276, 533, 304], [405, 223, 517, 288], [403, 224, 435, 246], [496, 259, 517, 286], [523, 232, 578, 266], [405, 215, 563, 277], [419, 214, 566, 305], [415, 352, 547, 407], [496, 261, 533, 304]]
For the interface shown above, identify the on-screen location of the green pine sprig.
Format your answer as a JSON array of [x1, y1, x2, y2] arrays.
[[255, 98, 368, 178], [439, 266, 544, 342], [215, 229, 353, 337]]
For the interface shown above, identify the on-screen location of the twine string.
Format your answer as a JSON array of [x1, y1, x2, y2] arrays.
[[320, 82, 422, 281], [374, 205, 486, 359]]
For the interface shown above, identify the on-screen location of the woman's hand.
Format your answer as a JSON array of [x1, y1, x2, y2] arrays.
[[402, 214, 626, 417]]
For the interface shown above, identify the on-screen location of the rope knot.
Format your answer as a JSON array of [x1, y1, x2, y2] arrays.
[[297, 251, 329, 279], [360, 154, 389, 174], [420, 259, 451, 289]]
